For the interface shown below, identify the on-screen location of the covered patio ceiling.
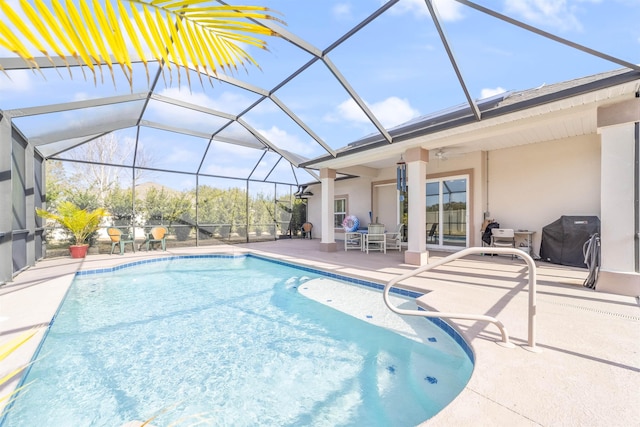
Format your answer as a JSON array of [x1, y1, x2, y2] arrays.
[[1, 0, 638, 187]]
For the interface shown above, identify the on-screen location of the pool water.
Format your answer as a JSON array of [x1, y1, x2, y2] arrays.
[[3, 256, 473, 427]]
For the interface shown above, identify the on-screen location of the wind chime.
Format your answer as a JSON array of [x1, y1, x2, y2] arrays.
[[396, 155, 407, 193]]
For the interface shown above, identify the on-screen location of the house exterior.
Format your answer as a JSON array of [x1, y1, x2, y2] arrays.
[[1, 68, 638, 297], [302, 69, 640, 297]]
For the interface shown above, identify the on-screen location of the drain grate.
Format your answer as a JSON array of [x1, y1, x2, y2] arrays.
[[543, 300, 640, 321]]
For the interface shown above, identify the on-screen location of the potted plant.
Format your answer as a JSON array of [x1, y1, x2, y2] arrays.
[[36, 201, 108, 258]]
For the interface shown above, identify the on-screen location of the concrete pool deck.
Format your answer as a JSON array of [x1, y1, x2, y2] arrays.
[[1, 240, 638, 426]]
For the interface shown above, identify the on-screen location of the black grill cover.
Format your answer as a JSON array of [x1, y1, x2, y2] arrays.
[[540, 216, 600, 268]]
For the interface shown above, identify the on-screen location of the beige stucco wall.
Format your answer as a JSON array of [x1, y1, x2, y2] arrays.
[[487, 134, 601, 255], [307, 176, 373, 239], [372, 183, 397, 227]]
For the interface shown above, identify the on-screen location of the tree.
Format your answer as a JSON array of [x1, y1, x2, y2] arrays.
[[140, 187, 172, 224], [166, 192, 194, 241], [105, 186, 134, 226], [227, 188, 247, 236], [249, 191, 273, 235], [68, 134, 152, 206], [66, 189, 100, 211], [137, 186, 194, 239], [43, 160, 68, 210]]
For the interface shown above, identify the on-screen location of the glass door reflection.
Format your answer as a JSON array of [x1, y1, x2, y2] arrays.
[[426, 176, 468, 247]]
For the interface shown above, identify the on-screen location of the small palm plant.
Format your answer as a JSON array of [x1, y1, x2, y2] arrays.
[[36, 202, 108, 257]]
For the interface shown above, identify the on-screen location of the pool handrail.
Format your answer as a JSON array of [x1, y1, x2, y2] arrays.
[[383, 247, 540, 352]]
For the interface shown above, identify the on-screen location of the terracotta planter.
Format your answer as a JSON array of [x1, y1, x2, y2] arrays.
[[69, 245, 89, 258]]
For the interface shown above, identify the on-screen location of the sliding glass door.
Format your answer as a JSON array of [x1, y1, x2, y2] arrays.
[[426, 176, 468, 248]]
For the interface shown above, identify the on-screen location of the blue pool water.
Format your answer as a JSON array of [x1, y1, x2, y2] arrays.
[[3, 255, 473, 426]]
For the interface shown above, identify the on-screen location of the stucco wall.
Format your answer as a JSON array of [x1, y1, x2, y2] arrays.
[[307, 176, 373, 239], [487, 134, 601, 255], [372, 185, 400, 231]]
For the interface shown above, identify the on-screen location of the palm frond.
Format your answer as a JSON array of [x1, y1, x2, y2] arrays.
[[0, 329, 39, 361], [0, 0, 283, 89], [0, 328, 41, 413]]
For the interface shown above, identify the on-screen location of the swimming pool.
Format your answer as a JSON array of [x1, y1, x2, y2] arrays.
[[2, 255, 473, 426]]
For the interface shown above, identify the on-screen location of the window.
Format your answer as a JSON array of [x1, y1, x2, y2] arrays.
[[334, 197, 346, 228]]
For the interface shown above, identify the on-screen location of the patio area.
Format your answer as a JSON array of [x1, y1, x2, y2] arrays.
[[1, 239, 638, 426]]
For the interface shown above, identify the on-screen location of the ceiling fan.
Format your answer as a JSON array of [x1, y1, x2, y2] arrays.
[[434, 149, 449, 161], [433, 147, 466, 161]]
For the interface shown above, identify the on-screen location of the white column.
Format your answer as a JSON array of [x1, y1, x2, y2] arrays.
[[404, 147, 429, 265], [319, 168, 337, 252], [596, 98, 640, 296]]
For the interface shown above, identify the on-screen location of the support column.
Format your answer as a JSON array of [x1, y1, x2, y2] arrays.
[[404, 147, 429, 265], [25, 140, 36, 265], [319, 168, 337, 252], [0, 115, 12, 284], [596, 98, 640, 296]]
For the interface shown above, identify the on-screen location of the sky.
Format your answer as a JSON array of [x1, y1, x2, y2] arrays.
[[1, 0, 638, 189]]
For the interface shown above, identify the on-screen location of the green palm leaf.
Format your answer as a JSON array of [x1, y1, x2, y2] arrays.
[[0, 0, 283, 89]]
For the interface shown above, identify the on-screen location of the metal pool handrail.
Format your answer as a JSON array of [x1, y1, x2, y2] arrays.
[[383, 247, 540, 352]]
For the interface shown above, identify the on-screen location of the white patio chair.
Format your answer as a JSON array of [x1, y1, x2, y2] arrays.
[[344, 231, 362, 251], [385, 224, 404, 251], [491, 228, 516, 259], [365, 224, 386, 254]]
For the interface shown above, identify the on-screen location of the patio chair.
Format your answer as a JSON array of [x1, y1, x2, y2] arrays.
[[345, 231, 363, 251], [145, 226, 167, 251], [301, 222, 313, 239], [107, 227, 135, 255], [365, 224, 386, 254], [385, 224, 404, 251], [491, 228, 516, 259], [427, 223, 438, 243]]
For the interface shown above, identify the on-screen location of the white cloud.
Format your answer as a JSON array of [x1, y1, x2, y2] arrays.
[[433, 0, 465, 21], [258, 125, 315, 156], [73, 92, 91, 102], [390, 0, 464, 22], [158, 87, 222, 111], [504, 0, 583, 32], [329, 96, 420, 129], [480, 87, 507, 99], [167, 147, 196, 164], [370, 97, 420, 127], [331, 99, 367, 123], [332, 3, 352, 20], [0, 69, 33, 92]]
